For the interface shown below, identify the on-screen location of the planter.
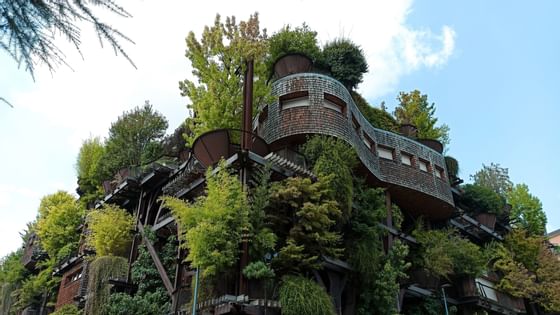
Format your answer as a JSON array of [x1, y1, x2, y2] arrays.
[[409, 269, 440, 290], [456, 276, 477, 297], [399, 124, 418, 138], [272, 53, 313, 79], [417, 139, 444, 153], [476, 213, 497, 230]]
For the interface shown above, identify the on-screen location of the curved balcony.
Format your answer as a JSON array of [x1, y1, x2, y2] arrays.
[[257, 71, 454, 219]]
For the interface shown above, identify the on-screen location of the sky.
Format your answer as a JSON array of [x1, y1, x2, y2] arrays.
[[1, 0, 559, 257]]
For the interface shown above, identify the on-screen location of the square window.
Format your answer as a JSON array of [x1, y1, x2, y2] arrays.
[[419, 159, 429, 172], [378, 146, 394, 160], [401, 152, 413, 166]]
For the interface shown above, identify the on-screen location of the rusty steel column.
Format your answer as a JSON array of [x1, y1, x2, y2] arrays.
[[241, 59, 254, 150]]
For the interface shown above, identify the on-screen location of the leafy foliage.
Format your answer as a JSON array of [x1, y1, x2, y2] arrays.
[[162, 160, 249, 277], [492, 228, 560, 311], [267, 23, 321, 73], [268, 177, 342, 273], [0, 250, 27, 314], [86, 204, 134, 257], [371, 240, 410, 315], [302, 135, 357, 221], [470, 163, 513, 197], [321, 38, 368, 89], [242, 261, 274, 280], [279, 276, 336, 315], [248, 164, 277, 260], [51, 303, 81, 315], [507, 184, 547, 236], [36, 191, 84, 262], [105, 235, 175, 315], [13, 257, 59, 311], [445, 155, 460, 178], [460, 184, 505, 215], [179, 13, 272, 145], [413, 227, 486, 278], [76, 137, 105, 206], [394, 90, 450, 146], [0, 0, 134, 76], [99, 101, 168, 179], [351, 91, 399, 133], [84, 256, 128, 315]]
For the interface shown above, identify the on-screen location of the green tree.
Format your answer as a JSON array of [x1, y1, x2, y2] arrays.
[[100, 101, 168, 179], [0, 250, 27, 314], [162, 160, 249, 277], [321, 38, 368, 90], [84, 256, 128, 315], [506, 184, 547, 236], [267, 23, 321, 73], [470, 163, 513, 197], [1, 0, 134, 76], [51, 304, 82, 315], [36, 191, 84, 262], [493, 229, 560, 312], [268, 176, 342, 273], [179, 13, 272, 145], [86, 204, 135, 257], [394, 90, 450, 146], [76, 136, 105, 206]]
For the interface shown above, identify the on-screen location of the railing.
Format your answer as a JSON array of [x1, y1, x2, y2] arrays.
[[476, 281, 525, 312]]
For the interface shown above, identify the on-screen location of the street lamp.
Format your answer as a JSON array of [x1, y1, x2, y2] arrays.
[[441, 283, 452, 315]]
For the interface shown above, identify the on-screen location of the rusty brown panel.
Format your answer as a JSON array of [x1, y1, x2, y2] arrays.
[[273, 54, 313, 79]]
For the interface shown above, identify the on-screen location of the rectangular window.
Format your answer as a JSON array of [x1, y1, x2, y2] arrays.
[[378, 146, 394, 160], [435, 166, 445, 179], [351, 114, 360, 133], [419, 159, 429, 172], [323, 93, 346, 113], [401, 152, 413, 166], [280, 91, 309, 109]]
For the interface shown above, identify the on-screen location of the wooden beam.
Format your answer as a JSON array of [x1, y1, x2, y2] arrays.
[[137, 222, 174, 297]]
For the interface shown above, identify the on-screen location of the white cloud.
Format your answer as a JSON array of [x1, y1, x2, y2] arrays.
[[1, 0, 456, 257]]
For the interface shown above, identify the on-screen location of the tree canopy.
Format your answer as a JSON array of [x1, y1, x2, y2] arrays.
[[507, 184, 547, 236], [471, 163, 513, 197], [86, 204, 135, 257], [394, 90, 450, 146], [179, 13, 273, 145], [36, 191, 84, 262], [99, 101, 168, 179], [0, 0, 134, 76], [267, 23, 321, 73], [76, 136, 105, 206], [322, 38, 368, 90]]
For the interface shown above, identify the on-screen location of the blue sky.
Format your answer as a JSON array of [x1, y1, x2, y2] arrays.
[[1, 0, 558, 257]]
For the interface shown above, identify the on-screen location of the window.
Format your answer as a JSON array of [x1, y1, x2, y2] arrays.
[[280, 91, 309, 109], [363, 133, 374, 151], [401, 152, 413, 166], [378, 146, 394, 160], [435, 166, 445, 179], [419, 159, 429, 172], [351, 114, 360, 134], [323, 93, 346, 113]]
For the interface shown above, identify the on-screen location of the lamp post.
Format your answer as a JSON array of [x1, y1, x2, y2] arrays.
[[441, 283, 452, 315]]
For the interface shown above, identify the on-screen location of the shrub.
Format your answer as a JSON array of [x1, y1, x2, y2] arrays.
[[321, 38, 368, 90], [51, 304, 81, 315], [351, 92, 399, 133], [460, 184, 505, 215], [267, 24, 321, 75], [279, 276, 336, 315], [445, 156, 460, 178], [86, 204, 135, 257]]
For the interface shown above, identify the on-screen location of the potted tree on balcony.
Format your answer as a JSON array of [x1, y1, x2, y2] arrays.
[[459, 184, 505, 229]]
